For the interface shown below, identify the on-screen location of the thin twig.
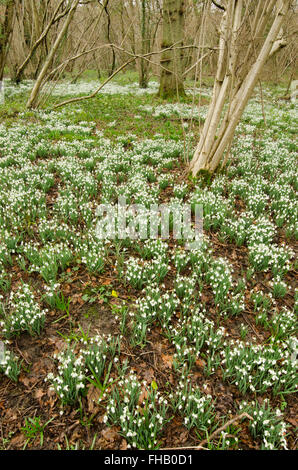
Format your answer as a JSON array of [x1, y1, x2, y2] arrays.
[[242, 312, 263, 341], [198, 412, 253, 447]]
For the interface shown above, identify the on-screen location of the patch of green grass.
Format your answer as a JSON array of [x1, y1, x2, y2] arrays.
[[21, 416, 53, 449]]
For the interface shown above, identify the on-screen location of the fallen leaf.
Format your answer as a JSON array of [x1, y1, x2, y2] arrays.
[[196, 358, 206, 368], [101, 427, 119, 443], [161, 354, 173, 369], [143, 367, 155, 383], [71, 428, 82, 441], [35, 389, 45, 400], [87, 385, 101, 413], [286, 417, 298, 427], [119, 439, 128, 450], [49, 336, 66, 352], [10, 434, 25, 448], [19, 376, 30, 388]]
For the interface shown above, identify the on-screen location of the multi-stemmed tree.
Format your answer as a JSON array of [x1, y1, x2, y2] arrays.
[[189, 0, 291, 176]]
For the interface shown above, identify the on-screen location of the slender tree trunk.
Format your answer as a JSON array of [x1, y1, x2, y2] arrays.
[[189, 0, 290, 176], [104, 0, 116, 77], [15, 0, 66, 84], [139, 0, 149, 88], [0, 0, 15, 81], [27, 0, 79, 109], [158, 0, 186, 98]]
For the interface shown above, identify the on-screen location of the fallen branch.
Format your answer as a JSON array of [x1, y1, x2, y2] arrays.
[[198, 412, 253, 448], [160, 445, 209, 451], [160, 412, 253, 451], [52, 43, 217, 110], [52, 57, 136, 109]]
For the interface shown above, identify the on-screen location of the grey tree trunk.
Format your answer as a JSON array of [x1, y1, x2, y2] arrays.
[[158, 0, 185, 99]]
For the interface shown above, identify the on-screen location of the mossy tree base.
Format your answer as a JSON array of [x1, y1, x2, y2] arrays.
[[157, 82, 186, 99], [158, 0, 186, 101]]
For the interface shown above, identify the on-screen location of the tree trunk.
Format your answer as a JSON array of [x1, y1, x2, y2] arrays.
[[27, 0, 79, 109], [15, 0, 67, 84], [158, 0, 186, 99], [0, 0, 15, 81], [104, 0, 116, 77], [189, 0, 291, 176], [139, 0, 149, 88]]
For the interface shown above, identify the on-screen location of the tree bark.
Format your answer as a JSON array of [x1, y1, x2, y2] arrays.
[[189, 0, 291, 176], [15, 0, 68, 84], [0, 0, 15, 81], [139, 0, 149, 88], [27, 0, 79, 109], [158, 0, 186, 98]]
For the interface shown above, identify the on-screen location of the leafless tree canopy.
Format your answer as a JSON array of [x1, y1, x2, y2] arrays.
[[3, 1, 294, 84]]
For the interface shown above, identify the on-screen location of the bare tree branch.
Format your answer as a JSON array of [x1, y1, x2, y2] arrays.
[[211, 0, 225, 11], [52, 42, 210, 109]]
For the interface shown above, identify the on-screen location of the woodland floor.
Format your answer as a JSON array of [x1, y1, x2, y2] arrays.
[[0, 73, 297, 450]]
